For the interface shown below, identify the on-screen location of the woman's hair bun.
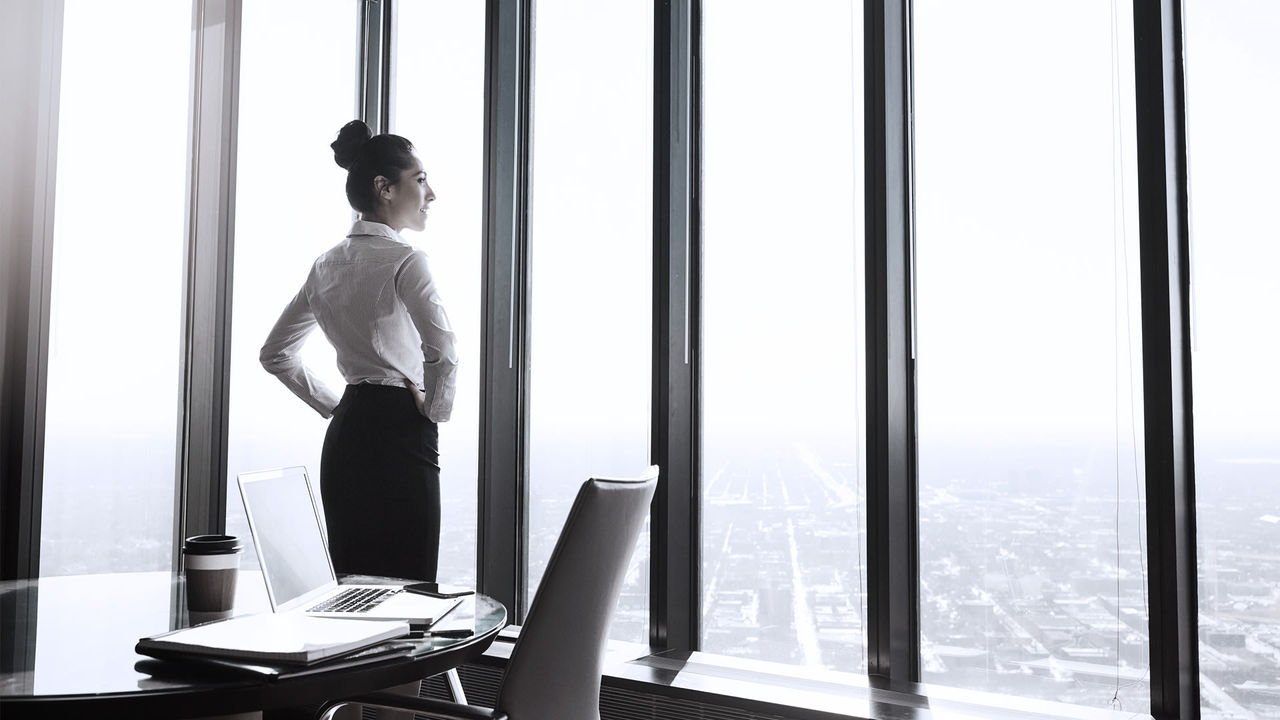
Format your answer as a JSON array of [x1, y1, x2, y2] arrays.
[[331, 120, 374, 170]]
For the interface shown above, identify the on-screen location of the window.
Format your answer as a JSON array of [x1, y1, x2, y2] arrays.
[[699, 0, 866, 669], [913, 0, 1149, 709], [1186, 2, 1280, 717], [224, 0, 358, 562], [38, 0, 191, 576], [526, 0, 653, 641], [392, 0, 487, 587]]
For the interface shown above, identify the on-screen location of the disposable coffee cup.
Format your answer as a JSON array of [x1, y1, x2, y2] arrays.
[[183, 535, 242, 622]]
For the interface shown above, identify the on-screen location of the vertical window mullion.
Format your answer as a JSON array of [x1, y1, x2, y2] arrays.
[[477, 0, 532, 621], [177, 0, 241, 564], [358, 0, 391, 133], [650, 0, 699, 652], [1132, 0, 1200, 717], [0, 0, 63, 582], [864, 0, 919, 682]]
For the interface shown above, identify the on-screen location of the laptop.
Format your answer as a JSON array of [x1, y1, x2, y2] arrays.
[[237, 466, 460, 629]]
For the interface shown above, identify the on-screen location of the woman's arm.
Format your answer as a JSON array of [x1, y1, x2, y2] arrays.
[[260, 286, 342, 417], [396, 250, 458, 422]]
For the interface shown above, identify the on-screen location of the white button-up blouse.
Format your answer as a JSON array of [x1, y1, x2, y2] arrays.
[[260, 220, 457, 423]]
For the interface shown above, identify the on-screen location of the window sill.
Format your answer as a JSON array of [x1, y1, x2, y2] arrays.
[[480, 628, 1153, 720]]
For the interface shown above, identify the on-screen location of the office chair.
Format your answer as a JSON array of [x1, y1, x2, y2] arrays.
[[317, 466, 660, 720]]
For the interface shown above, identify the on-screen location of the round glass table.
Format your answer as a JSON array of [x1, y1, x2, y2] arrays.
[[0, 571, 505, 719]]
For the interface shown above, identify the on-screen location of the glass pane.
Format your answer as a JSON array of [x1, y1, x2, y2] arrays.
[[700, 0, 866, 670], [39, 0, 190, 576], [1186, 3, 1280, 718], [392, 0, 486, 588], [225, 0, 357, 566], [914, 1, 1149, 709], [527, 0, 653, 642]]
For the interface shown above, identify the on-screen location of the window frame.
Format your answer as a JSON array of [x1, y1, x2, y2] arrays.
[[863, 0, 919, 683], [178, 0, 242, 569], [651, 0, 700, 652], [1132, 0, 1200, 716], [475, 0, 534, 622], [0, 0, 62, 583]]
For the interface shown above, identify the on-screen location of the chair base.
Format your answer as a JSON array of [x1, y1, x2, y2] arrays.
[[316, 691, 506, 720]]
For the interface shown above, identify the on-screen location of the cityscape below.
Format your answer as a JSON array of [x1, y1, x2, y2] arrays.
[[37, 436, 1279, 719]]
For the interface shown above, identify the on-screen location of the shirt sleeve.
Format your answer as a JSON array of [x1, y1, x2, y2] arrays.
[[259, 285, 342, 418], [396, 250, 458, 423]]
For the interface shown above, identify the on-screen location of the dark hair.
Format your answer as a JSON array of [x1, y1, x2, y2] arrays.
[[330, 120, 417, 214]]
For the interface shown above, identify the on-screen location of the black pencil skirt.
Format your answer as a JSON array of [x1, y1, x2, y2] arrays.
[[320, 383, 440, 582]]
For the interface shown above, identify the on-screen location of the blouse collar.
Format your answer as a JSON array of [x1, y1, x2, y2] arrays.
[[347, 219, 407, 244]]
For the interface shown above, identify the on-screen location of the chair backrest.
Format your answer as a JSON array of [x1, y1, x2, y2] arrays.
[[495, 467, 659, 720]]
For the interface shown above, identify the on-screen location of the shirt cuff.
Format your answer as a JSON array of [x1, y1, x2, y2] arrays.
[[311, 387, 342, 418], [423, 364, 455, 423]]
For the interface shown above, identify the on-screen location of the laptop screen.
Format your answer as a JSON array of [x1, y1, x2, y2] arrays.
[[238, 467, 336, 609]]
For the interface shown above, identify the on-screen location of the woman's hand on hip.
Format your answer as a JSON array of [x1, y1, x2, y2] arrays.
[[403, 379, 429, 417]]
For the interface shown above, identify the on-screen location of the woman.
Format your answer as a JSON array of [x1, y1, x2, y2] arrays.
[[260, 119, 456, 583]]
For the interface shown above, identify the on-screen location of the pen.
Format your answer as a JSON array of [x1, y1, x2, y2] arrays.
[[407, 628, 474, 639]]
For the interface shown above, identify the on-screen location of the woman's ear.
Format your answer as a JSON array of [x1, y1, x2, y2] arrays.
[[374, 175, 392, 199]]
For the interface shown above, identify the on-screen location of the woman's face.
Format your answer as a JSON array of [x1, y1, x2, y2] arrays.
[[380, 154, 435, 233]]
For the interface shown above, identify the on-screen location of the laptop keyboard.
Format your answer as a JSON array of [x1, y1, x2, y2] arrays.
[[308, 586, 400, 613]]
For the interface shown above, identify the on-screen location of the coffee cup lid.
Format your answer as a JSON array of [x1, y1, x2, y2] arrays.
[[183, 534, 242, 554]]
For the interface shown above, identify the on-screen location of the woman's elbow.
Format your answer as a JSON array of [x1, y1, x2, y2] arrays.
[[259, 345, 287, 374]]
